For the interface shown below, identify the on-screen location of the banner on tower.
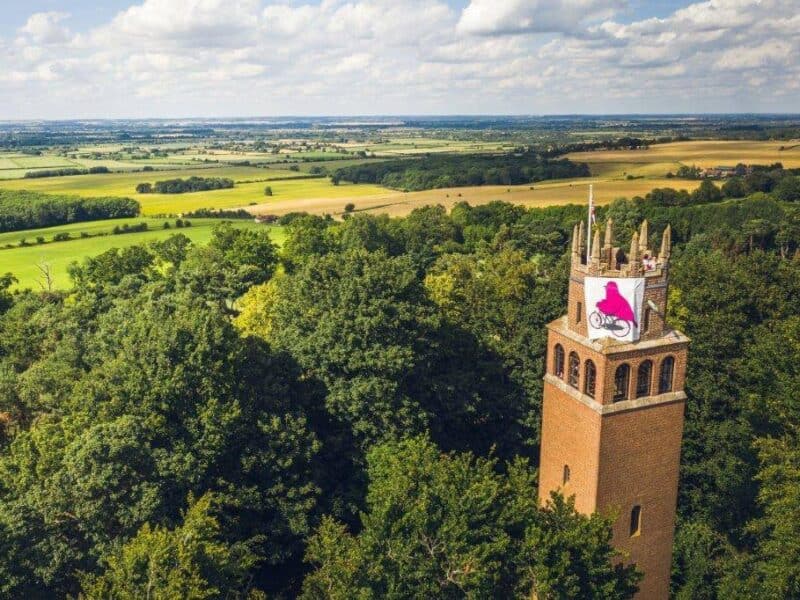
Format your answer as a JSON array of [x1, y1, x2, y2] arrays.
[[584, 277, 645, 342]]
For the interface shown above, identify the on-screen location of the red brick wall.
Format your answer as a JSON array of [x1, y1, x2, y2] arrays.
[[539, 378, 602, 515], [596, 400, 685, 600]]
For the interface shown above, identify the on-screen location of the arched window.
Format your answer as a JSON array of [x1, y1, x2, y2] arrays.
[[659, 356, 675, 394], [643, 307, 651, 333], [584, 360, 597, 398], [630, 505, 642, 537], [636, 360, 653, 398], [568, 352, 580, 388], [563, 465, 570, 485], [553, 344, 565, 378], [614, 364, 630, 402]]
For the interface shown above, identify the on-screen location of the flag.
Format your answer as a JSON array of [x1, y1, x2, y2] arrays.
[[586, 184, 595, 262]]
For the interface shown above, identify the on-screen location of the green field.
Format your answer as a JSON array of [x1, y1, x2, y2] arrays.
[[0, 166, 387, 215], [0, 218, 285, 290]]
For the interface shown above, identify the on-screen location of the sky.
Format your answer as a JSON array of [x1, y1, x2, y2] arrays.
[[1, 0, 798, 119]]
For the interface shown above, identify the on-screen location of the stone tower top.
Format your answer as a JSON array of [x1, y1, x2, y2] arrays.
[[571, 218, 671, 278], [565, 219, 675, 343]]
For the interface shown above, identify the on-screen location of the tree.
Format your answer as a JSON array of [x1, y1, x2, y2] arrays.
[[773, 176, 800, 202], [425, 248, 565, 446], [150, 233, 193, 267], [0, 291, 320, 596], [302, 436, 639, 599], [691, 179, 723, 204], [264, 186, 273, 196], [79, 493, 263, 599], [721, 177, 747, 199], [177, 223, 278, 305], [523, 493, 640, 599]]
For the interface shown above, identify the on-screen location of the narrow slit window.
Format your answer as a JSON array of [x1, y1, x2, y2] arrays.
[[630, 505, 642, 537], [643, 307, 651, 333], [576, 301, 583, 323], [563, 465, 570, 485]]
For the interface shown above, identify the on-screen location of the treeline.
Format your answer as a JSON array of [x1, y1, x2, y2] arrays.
[[332, 152, 590, 190], [136, 176, 234, 194], [541, 135, 688, 157], [0, 190, 140, 233], [24, 166, 110, 178]]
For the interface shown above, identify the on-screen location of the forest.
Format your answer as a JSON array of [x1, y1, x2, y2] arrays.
[[0, 168, 799, 597], [332, 152, 590, 190], [0, 190, 140, 233]]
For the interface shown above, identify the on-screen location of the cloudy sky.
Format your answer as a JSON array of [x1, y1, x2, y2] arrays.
[[1, 0, 798, 119]]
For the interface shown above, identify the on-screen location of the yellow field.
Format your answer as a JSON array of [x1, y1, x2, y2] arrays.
[[244, 177, 703, 217], [567, 140, 800, 178]]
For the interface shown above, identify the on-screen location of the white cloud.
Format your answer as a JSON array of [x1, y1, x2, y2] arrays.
[[19, 12, 72, 44], [1, 0, 798, 118], [457, 0, 625, 35]]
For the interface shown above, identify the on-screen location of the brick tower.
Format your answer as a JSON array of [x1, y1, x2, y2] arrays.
[[538, 219, 689, 599]]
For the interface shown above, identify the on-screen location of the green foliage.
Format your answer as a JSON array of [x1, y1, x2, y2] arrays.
[[691, 179, 723, 204], [334, 152, 590, 191], [302, 436, 639, 599], [139, 176, 235, 194], [0, 286, 320, 596], [79, 493, 262, 600], [0, 190, 139, 233], [177, 222, 279, 304], [773, 175, 800, 202]]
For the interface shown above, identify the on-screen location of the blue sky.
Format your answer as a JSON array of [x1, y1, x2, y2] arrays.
[[1, 0, 797, 119]]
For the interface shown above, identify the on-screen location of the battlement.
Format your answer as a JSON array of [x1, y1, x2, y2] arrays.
[[570, 218, 671, 279]]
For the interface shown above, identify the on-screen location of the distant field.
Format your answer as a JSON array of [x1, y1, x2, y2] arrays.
[[245, 176, 705, 217], [0, 166, 382, 215], [0, 218, 284, 290], [567, 140, 800, 178]]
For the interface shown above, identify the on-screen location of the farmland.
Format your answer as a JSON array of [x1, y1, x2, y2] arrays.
[[0, 131, 797, 286], [566, 140, 800, 178], [0, 217, 284, 290], [0, 165, 387, 216]]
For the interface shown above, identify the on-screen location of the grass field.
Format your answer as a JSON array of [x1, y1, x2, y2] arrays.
[[0, 218, 284, 290], [566, 140, 800, 178], [0, 166, 388, 215]]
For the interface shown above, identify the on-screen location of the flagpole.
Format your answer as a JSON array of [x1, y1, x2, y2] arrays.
[[586, 184, 593, 263]]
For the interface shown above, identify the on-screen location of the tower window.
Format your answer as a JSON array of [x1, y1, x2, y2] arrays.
[[576, 301, 583, 323], [613, 364, 630, 402], [643, 307, 651, 333], [659, 356, 675, 394], [568, 352, 580, 388], [636, 360, 652, 398], [630, 505, 642, 537], [553, 344, 565, 378], [584, 360, 596, 398], [563, 464, 570, 485]]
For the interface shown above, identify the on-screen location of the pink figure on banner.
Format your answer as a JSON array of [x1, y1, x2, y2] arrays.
[[589, 281, 637, 338]]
